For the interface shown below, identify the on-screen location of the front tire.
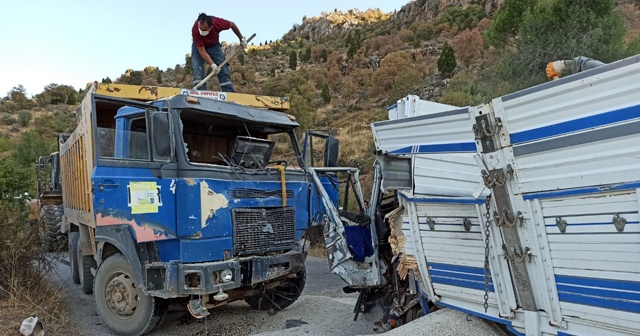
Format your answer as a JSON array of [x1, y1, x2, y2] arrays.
[[245, 267, 306, 311], [94, 253, 166, 336]]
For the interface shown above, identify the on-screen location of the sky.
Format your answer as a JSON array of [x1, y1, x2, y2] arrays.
[[0, 0, 408, 97]]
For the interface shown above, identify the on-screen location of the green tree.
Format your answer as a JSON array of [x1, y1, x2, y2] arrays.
[[156, 70, 163, 84], [485, 0, 538, 48], [124, 71, 143, 85], [438, 5, 486, 31], [67, 92, 77, 105], [289, 50, 298, 70], [492, 0, 628, 87], [299, 46, 310, 62], [0, 158, 34, 198], [6, 85, 30, 109], [35, 84, 76, 106], [438, 42, 457, 78], [11, 131, 55, 167], [101, 77, 113, 84], [185, 54, 193, 75], [238, 52, 245, 66], [320, 48, 329, 63], [321, 83, 331, 104]]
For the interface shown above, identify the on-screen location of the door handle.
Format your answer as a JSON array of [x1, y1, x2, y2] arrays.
[[98, 183, 120, 191]]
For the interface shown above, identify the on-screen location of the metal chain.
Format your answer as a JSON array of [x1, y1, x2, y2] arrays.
[[483, 194, 492, 313]]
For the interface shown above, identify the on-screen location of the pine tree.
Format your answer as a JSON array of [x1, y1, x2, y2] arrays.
[[238, 53, 245, 66], [437, 42, 457, 78], [156, 70, 163, 84], [321, 84, 331, 104], [289, 51, 298, 70], [320, 48, 328, 63]]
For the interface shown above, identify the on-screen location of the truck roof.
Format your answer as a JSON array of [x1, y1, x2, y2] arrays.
[[93, 82, 290, 111], [113, 94, 299, 129]]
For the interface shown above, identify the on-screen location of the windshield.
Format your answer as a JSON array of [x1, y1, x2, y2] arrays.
[[179, 108, 300, 169]]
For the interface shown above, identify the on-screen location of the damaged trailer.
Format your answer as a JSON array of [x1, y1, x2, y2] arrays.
[[371, 55, 640, 335], [314, 55, 640, 335]]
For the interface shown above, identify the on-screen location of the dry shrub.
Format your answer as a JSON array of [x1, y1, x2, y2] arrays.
[[0, 201, 71, 335], [451, 28, 485, 68]]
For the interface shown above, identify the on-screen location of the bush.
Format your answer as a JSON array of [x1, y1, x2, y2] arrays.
[[0, 113, 14, 126], [451, 29, 484, 68], [438, 5, 486, 31], [0, 199, 70, 335]]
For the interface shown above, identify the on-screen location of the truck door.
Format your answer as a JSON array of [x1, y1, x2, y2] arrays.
[[92, 95, 178, 242]]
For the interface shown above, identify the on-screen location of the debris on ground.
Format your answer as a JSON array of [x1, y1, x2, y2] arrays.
[[20, 316, 45, 336]]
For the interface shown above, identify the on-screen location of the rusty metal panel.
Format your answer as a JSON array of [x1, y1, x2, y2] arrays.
[[95, 82, 291, 111]]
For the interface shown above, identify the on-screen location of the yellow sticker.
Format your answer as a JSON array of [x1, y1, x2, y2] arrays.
[[128, 182, 161, 214]]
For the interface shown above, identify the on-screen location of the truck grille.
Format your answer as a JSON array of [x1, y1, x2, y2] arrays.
[[232, 207, 296, 255], [229, 188, 294, 199]]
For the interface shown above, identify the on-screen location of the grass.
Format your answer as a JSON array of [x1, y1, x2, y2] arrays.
[[0, 201, 73, 335]]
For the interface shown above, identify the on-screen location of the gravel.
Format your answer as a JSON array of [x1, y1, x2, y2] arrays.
[[380, 308, 507, 336]]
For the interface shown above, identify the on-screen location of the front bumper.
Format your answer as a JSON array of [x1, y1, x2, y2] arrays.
[[144, 250, 305, 298]]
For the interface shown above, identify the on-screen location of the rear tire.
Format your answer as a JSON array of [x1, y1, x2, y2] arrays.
[[77, 235, 96, 294], [245, 267, 306, 311], [94, 253, 166, 336], [69, 232, 80, 284], [39, 204, 66, 252]]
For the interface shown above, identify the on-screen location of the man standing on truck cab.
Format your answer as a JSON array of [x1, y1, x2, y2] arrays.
[[191, 12, 247, 92]]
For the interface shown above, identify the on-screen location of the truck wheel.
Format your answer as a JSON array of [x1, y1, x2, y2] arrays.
[[40, 204, 66, 252], [77, 236, 96, 294], [94, 253, 166, 336], [245, 268, 306, 311], [69, 232, 80, 284]]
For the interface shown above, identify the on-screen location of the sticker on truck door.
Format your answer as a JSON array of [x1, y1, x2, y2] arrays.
[[128, 182, 162, 214]]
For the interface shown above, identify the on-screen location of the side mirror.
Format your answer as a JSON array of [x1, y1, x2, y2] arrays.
[[324, 137, 339, 167], [150, 112, 173, 161]]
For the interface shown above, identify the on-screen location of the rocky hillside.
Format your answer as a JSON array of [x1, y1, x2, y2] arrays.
[[3, 0, 640, 199]]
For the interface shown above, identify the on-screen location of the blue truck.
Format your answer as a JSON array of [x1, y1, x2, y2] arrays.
[[60, 83, 339, 336]]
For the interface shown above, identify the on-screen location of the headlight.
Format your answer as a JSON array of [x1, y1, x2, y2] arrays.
[[220, 269, 233, 283]]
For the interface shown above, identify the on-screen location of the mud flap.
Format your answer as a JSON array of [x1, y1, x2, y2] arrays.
[[309, 167, 385, 288]]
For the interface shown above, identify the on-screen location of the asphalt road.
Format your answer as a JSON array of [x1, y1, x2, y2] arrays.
[[51, 256, 382, 336]]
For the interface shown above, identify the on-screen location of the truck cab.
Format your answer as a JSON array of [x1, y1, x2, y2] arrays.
[[61, 84, 339, 336]]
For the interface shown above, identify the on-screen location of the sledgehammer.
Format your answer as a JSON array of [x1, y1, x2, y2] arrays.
[[193, 33, 256, 90]]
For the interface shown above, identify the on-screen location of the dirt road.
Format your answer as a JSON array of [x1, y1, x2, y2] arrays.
[[51, 256, 383, 336]]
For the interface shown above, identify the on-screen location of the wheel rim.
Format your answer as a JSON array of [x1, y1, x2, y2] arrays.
[[105, 273, 138, 317]]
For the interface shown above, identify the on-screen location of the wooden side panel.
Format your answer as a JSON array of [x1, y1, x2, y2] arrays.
[[60, 85, 95, 227]]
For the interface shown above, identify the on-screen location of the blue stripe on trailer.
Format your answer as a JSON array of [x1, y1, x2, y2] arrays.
[[510, 103, 640, 144], [398, 193, 486, 204], [430, 269, 493, 284], [390, 146, 413, 154], [431, 276, 495, 292], [429, 263, 495, 291], [557, 284, 640, 302], [386, 103, 398, 111], [435, 301, 524, 336], [522, 181, 640, 200], [389, 142, 477, 154], [558, 293, 640, 314], [417, 142, 477, 153], [556, 275, 640, 292], [556, 275, 640, 313], [430, 262, 486, 275]]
